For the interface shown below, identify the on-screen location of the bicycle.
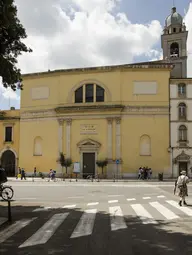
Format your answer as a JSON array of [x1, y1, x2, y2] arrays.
[[0, 183, 14, 201]]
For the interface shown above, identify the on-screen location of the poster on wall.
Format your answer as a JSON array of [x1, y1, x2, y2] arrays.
[[73, 162, 80, 174]]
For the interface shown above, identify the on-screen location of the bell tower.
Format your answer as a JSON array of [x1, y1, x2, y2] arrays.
[[161, 7, 188, 78]]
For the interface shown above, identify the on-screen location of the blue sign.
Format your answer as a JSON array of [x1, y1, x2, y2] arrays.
[[116, 159, 120, 165]]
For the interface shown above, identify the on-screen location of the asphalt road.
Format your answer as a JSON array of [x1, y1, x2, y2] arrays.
[[0, 180, 192, 255]]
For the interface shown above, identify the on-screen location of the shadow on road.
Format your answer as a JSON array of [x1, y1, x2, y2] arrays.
[[0, 201, 192, 255]]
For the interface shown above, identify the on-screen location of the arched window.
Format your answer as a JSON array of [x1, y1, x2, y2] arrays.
[[139, 135, 151, 156], [170, 42, 179, 57], [75, 86, 83, 103], [178, 125, 187, 141], [178, 83, 186, 97], [74, 84, 105, 103], [178, 103, 187, 120], [96, 85, 104, 102], [33, 137, 43, 156]]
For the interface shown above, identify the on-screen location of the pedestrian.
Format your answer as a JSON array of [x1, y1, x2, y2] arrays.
[[176, 170, 189, 206], [34, 167, 37, 177], [21, 168, 26, 180]]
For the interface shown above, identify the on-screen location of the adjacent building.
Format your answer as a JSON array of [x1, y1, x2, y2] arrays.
[[161, 6, 192, 177]]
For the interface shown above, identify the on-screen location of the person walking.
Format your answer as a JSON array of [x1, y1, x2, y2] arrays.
[[34, 167, 37, 177], [176, 170, 189, 206]]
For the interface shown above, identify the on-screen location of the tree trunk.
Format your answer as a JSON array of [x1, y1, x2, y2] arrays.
[[102, 167, 104, 175]]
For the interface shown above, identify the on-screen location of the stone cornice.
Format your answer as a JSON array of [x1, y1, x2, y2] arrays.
[[170, 78, 192, 84], [55, 104, 125, 113], [22, 62, 173, 79], [20, 105, 169, 121]]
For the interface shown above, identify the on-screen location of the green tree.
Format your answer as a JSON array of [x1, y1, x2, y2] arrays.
[[96, 160, 108, 176], [58, 152, 72, 179], [0, 0, 32, 90]]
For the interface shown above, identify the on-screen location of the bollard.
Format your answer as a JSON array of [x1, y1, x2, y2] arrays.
[[76, 173, 78, 182], [8, 200, 12, 222]]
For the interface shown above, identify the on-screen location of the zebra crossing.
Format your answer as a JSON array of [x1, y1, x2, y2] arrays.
[[0, 199, 192, 249]]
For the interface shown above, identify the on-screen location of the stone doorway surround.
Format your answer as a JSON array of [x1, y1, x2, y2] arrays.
[[77, 139, 101, 177]]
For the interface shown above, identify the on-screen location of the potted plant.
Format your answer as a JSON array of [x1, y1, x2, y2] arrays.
[[96, 159, 108, 178]]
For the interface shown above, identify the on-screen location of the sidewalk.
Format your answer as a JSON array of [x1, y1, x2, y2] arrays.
[[7, 177, 177, 183]]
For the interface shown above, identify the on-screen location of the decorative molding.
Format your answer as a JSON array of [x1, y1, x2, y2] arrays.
[[124, 106, 169, 113], [66, 119, 72, 125], [20, 110, 56, 119], [115, 117, 121, 124], [58, 118, 64, 125], [106, 118, 113, 124], [77, 138, 101, 152], [3, 122, 15, 126]]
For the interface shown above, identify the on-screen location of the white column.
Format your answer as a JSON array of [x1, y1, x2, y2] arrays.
[[107, 118, 113, 160], [66, 119, 72, 158], [115, 118, 121, 159], [58, 119, 64, 174], [58, 119, 64, 153]]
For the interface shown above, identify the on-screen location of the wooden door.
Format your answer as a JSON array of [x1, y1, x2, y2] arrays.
[[83, 153, 95, 178]]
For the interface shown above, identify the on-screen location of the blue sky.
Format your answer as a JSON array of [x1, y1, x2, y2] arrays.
[[1, 0, 192, 110]]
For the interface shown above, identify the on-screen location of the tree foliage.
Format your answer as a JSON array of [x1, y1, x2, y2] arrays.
[[0, 0, 32, 90], [59, 152, 72, 174], [96, 160, 108, 175]]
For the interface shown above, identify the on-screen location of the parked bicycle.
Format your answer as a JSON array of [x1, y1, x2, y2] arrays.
[[0, 183, 14, 201], [0, 165, 14, 201]]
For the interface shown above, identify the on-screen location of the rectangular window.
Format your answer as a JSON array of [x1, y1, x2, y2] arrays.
[[96, 86, 104, 102], [75, 86, 83, 103], [5, 127, 12, 142], [85, 84, 94, 102]]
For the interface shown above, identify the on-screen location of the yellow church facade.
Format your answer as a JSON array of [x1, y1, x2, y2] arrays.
[[0, 62, 173, 178]]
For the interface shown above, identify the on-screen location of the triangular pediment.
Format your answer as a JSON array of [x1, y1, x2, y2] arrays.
[[77, 139, 101, 148], [175, 150, 190, 162]]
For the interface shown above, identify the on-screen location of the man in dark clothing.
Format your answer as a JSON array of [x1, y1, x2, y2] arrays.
[[0, 165, 7, 184]]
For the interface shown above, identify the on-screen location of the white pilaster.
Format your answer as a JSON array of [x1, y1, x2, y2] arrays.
[[107, 118, 113, 159], [66, 119, 72, 158], [115, 118, 121, 159], [58, 119, 64, 153], [58, 119, 64, 174]]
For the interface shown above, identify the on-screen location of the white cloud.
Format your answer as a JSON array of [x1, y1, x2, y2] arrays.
[[1, 0, 192, 110], [15, 0, 162, 74], [184, 2, 192, 77], [0, 78, 20, 110]]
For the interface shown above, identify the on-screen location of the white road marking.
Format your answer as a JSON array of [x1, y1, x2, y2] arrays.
[[149, 201, 179, 220], [19, 213, 68, 248], [0, 218, 36, 244], [127, 198, 136, 201], [71, 209, 97, 238], [108, 200, 118, 204], [87, 202, 99, 206], [68, 196, 84, 199], [131, 204, 157, 224], [108, 195, 123, 197], [109, 206, 127, 231], [166, 200, 192, 216], [157, 195, 165, 198], [18, 198, 37, 200], [143, 197, 151, 200], [63, 204, 76, 209], [33, 207, 51, 212], [0, 217, 7, 226]]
